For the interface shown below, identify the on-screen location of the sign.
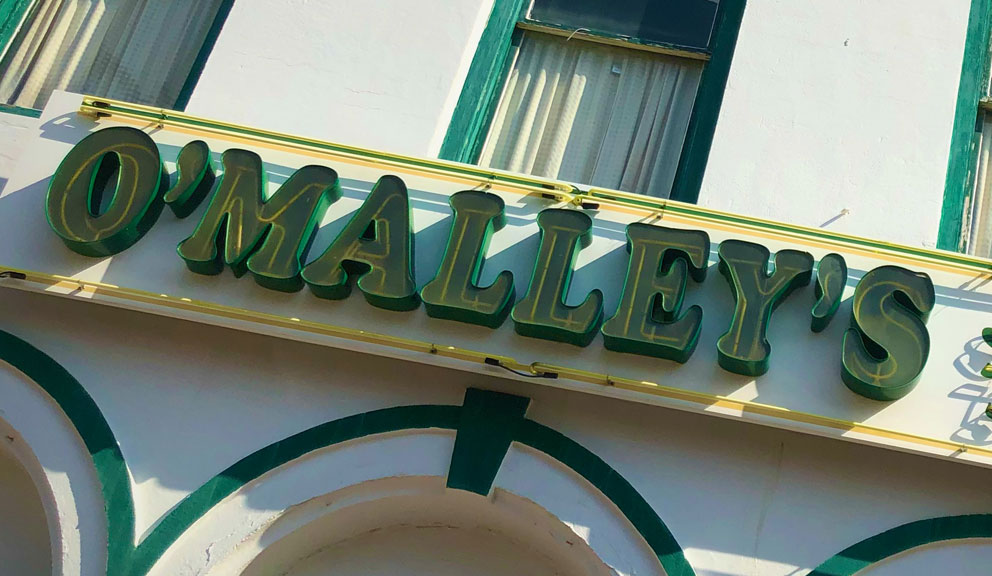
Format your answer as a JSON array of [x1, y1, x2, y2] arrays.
[[4, 92, 992, 467]]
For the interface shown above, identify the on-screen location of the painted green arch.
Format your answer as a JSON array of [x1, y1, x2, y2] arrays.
[[0, 328, 694, 576], [7, 327, 990, 576], [810, 514, 992, 576], [444, 388, 694, 576], [0, 329, 136, 574], [126, 404, 461, 575], [514, 418, 695, 576]]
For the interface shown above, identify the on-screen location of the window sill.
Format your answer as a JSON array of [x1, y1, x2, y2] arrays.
[[0, 104, 41, 118], [516, 19, 711, 61]]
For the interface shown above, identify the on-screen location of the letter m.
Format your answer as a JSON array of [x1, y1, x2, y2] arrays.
[[177, 148, 340, 292]]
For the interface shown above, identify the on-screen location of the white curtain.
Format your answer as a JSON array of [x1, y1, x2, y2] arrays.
[[479, 31, 702, 198], [967, 117, 992, 256], [0, 0, 224, 109]]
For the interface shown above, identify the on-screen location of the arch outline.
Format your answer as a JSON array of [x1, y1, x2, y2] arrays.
[[0, 328, 694, 575], [810, 514, 992, 575]]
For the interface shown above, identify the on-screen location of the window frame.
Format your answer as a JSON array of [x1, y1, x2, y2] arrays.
[[938, 0, 992, 252], [438, 0, 747, 204], [0, 0, 236, 116]]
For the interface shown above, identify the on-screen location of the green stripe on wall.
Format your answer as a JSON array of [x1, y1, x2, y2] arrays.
[[0, 328, 695, 575], [174, 0, 236, 111], [937, 0, 992, 251], [0, 329, 136, 576], [438, 0, 527, 164], [0, 0, 32, 59], [670, 0, 746, 204], [810, 514, 992, 575], [0, 102, 39, 118], [446, 388, 530, 495], [439, 0, 745, 204]]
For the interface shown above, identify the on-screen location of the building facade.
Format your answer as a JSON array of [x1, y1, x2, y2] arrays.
[[0, 1, 991, 575]]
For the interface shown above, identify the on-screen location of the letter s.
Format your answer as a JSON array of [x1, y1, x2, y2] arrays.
[[842, 265, 934, 401]]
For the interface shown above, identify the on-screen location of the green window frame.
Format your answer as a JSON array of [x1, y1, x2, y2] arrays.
[[438, 0, 747, 204], [938, 0, 992, 252], [0, 0, 236, 118]]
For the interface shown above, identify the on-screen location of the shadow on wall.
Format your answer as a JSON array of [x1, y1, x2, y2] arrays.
[[239, 477, 617, 576], [3, 294, 992, 576], [11, 109, 992, 437], [11, 109, 992, 434], [950, 336, 992, 446], [0, 439, 51, 575], [3, 109, 992, 565]]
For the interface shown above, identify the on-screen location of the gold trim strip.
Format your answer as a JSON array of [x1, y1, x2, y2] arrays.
[[78, 97, 579, 202], [76, 96, 992, 277], [582, 187, 992, 275], [3, 266, 990, 463]]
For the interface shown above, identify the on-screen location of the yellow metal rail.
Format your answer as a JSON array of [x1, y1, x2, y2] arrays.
[[79, 96, 579, 202], [10, 95, 980, 464], [78, 96, 992, 277], [2, 265, 990, 463]]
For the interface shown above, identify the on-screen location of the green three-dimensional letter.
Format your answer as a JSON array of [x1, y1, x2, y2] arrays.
[[811, 253, 847, 333], [177, 149, 339, 292], [47, 126, 166, 256], [302, 175, 419, 311], [163, 140, 215, 218], [511, 209, 603, 346], [717, 240, 813, 376], [421, 191, 514, 327], [601, 224, 710, 363], [842, 265, 934, 401]]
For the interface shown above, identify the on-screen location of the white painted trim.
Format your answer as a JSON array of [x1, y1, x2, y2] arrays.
[[144, 430, 661, 576], [426, 0, 499, 156], [0, 360, 107, 576], [149, 431, 457, 575], [497, 443, 664, 576]]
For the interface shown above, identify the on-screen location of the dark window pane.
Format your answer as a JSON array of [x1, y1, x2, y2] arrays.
[[529, 0, 719, 51]]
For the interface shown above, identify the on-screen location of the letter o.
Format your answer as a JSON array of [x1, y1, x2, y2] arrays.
[[46, 126, 165, 256]]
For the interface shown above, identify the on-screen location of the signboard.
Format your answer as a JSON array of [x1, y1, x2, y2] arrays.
[[3, 92, 992, 468]]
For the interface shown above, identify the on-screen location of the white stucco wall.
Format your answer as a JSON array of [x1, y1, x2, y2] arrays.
[[0, 1, 987, 573], [0, 289, 989, 575], [0, 0, 972, 247], [281, 525, 566, 576], [0, 113, 38, 196], [180, 0, 975, 249], [0, 444, 50, 576], [698, 0, 971, 247], [185, 0, 496, 157], [234, 476, 615, 576]]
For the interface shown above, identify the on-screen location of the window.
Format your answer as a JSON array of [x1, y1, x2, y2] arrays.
[[0, 0, 230, 111], [940, 3, 992, 255], [965, 99, 992, 256], [479, 32, 702, 197], [440, 0, 745, 202], [961, 52, 992, 257]]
